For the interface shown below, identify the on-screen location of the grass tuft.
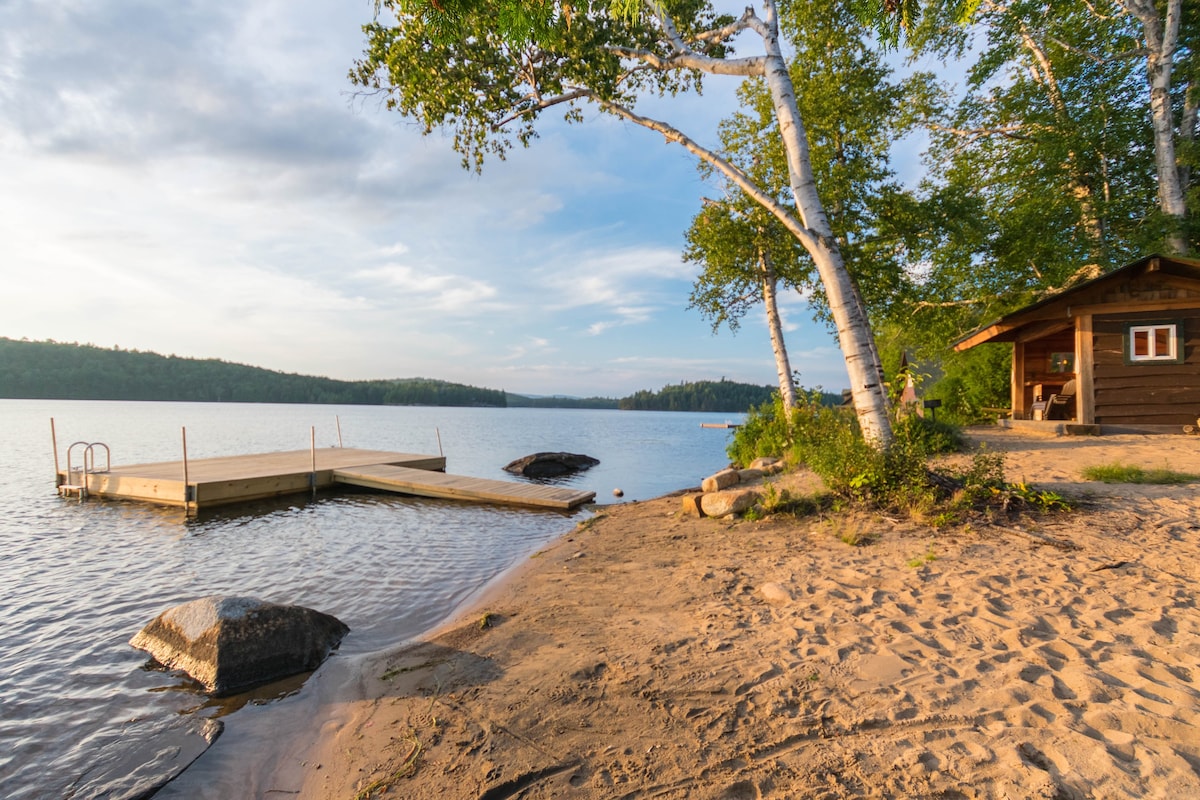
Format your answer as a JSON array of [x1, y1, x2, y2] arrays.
[[1082, 462, 1200, 484]]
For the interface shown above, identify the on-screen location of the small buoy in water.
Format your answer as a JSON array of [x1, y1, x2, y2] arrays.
[[612, 488, 624, 497]]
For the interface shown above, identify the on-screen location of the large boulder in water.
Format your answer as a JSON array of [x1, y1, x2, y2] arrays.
[[130, 595, 349, 696], [503, 451, 599, 478]]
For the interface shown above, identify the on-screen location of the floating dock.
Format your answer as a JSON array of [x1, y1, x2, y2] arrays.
[[56, 447, 595, 513]]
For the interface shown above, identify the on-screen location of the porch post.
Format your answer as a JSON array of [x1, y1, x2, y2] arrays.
[[1011, 342, 1026, 419], [1075, 314, 1095, 424]]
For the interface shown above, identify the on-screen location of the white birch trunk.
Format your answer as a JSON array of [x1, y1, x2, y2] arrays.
[[755, 0, 892, 447], [1123, 0, 1188, 253], [759, 248, 797, 414]]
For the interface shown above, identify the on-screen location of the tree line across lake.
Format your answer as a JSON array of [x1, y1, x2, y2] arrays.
[[0, 338, 787, 413]]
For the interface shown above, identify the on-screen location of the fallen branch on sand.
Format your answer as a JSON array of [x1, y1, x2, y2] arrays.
[[352, 734, 423, 800]]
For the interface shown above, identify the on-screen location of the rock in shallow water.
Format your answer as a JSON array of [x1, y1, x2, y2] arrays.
[[503, 451, 600, 478], [130, 595, 349, 696]]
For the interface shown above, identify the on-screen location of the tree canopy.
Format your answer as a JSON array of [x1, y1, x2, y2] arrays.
[[353, 0, 1196, 426], [618, 379, 778, 412], [355, 0, 905, 445]]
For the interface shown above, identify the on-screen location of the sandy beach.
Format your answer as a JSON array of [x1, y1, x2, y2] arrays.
[[265, 427, 1200, 799]]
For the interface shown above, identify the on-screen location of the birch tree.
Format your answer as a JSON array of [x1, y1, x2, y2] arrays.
[[354, 0, 899, 447], [686, 193, 803, 412], [684, 1, 924, 415], [910, 0, 1156, 296], [912, 0, 1196, 257], [1118, 0, 1196, 253]]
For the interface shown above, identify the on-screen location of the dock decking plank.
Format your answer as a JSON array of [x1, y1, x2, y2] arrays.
[[333, 464, 595, 510]]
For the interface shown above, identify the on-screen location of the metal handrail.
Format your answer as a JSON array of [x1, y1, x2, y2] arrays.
[[84, 442, 110, 474], [65, 441, 89, 480], [61, 441, 111, 501]]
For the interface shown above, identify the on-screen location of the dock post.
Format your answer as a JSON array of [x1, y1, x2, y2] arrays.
[[51, 418, 61, 488], [181, 427, 191, 515], [310, 426, 317, 499]]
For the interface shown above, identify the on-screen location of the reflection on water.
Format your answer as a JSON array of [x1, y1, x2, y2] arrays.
[[0, 400, 739, 799]]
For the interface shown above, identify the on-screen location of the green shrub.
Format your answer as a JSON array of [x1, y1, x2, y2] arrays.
[[942, 448, 1071, 515], [729, 393, 965, 511], [726, 395, 794, 467], [727, 392, 1067, 523]]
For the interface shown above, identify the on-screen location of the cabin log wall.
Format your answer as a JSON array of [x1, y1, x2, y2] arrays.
[[1092, 310, 1200, 426]]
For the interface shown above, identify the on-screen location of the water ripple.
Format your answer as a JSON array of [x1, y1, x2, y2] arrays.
[[0, 400, 739, 799]]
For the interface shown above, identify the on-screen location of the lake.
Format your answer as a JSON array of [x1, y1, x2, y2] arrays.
[[0, 400, 741, 799]]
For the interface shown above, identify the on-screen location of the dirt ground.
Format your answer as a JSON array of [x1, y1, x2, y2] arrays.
[[268, 427, 1200, 799]]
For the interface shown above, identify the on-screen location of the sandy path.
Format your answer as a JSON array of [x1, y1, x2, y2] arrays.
[[272, 428, 1200, 799]]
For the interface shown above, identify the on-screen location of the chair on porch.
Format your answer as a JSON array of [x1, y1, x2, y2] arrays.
[[1045, 379, 1077, 420]]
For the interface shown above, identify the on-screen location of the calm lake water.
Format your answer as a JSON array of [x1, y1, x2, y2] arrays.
[[0, 400, 740, 799]]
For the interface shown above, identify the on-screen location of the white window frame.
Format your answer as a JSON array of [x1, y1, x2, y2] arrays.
[[1128, 323, 1178, 362]]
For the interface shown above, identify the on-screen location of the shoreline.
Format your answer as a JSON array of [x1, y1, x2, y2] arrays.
[[206, 429, 1200, 797], [154, 503, 609, 800]]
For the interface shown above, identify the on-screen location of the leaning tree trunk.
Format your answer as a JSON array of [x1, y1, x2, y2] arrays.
[[756, 0, 892, 447], [758, 247, 797, 414], [622, 0, 892, 446]]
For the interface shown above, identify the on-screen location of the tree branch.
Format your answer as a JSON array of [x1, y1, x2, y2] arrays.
[[693, 8, 757, 46], [912, 298, 987, 309], [1044, 35, 1148, 63], [608, 44, 766, 75], [592, 95, 819, 252], [928, 122, 1038, 142], [492, 87, 591, 129], [491, 59, 660, 130], [619, 0, 766, 74]]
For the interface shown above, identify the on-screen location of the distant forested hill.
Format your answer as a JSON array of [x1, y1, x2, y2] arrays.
[[618, 379, 776, 413], [506, 393, 618, 409], [0, 338, 507, 407]]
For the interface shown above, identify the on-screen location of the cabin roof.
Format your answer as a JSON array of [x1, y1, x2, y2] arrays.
[[953, 254, 1200, 351]]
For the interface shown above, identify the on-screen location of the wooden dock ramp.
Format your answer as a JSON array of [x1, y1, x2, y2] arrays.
[[334, 464, 595, 510]]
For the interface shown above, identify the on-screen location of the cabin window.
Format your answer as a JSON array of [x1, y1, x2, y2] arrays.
[[1126, 322, 1182, 363], [1049, 352, 1074, 373]]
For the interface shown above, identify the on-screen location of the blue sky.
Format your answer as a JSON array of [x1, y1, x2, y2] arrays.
[[0, 0, 926, 398]]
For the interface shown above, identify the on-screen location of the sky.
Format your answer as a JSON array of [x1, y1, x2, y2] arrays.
[[0, 0, 926, 398]]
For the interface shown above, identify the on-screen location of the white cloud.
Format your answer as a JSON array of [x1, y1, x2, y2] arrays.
[[354, 265, 501, 314], [0, 0, 879, 397]]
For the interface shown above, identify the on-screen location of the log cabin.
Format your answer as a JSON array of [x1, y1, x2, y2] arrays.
[[954, 254, 1200, 432]]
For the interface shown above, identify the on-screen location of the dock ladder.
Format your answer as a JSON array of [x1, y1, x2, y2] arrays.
[[59, 441, 111, 501]]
